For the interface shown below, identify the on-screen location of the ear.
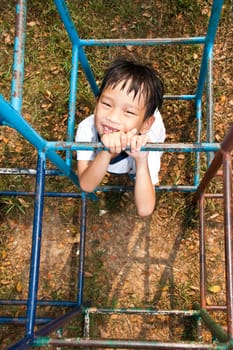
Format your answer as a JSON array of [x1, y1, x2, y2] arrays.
[[94, 97, 99, 114], [139, 115, 155, 134]]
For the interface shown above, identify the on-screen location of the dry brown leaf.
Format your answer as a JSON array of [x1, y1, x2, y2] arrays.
[[1, 250, 7, 260], [16, 281, 23, 293]]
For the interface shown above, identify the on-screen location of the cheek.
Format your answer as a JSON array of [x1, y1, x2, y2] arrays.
[[127, 119, 143, 131]]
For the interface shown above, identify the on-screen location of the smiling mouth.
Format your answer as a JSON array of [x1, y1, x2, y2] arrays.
[[103, 125, 119, 134]]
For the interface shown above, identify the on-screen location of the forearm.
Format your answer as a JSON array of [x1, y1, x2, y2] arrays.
[[134, 159, 156, 217], [78, 151, 112, 192]]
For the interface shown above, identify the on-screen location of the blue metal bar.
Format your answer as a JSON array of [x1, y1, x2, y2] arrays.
[[0, 185, 198, 198], [164, 94, 196, 100], [0, 95, 80, 188], [0, 317, 51, 325], [194, 98, 202, 186], [79, 37, 206, 46], [0, 191, 82, 198], [45, 141, 221, 153], [194, 0, 223, 187], [196, 0, 224, 101], [0, 299, 77, 307], [54, 0, 98, 96], [26, 152, 46, 337], [66, 44, 79, 166], [206, 56, 214, 164], [0, 168, 62, 175], [33, 337, 229, 349], [10, 0, 27, 112]]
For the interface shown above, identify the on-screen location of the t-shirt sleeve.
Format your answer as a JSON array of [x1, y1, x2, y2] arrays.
[[148, 111, 166, 185], [75, 116, 96, 161]]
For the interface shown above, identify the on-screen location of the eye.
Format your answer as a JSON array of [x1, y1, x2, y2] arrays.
[[101, 100, 111, 108], [126, 110, 136, 117]]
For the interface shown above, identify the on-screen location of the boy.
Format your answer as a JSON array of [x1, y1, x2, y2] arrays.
[[76, 58, 165, 217]]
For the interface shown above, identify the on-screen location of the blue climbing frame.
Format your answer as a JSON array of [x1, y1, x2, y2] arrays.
[[0, 0, 232, 348]]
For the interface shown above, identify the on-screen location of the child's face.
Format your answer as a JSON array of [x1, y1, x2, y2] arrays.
[[94, 80, 153, 136]]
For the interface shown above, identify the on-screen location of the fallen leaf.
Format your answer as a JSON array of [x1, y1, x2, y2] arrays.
[[208, 285, 221, 294], [143, 11, 151, 18], [1, 250, 7, 260], [16, 281, 23, 293]]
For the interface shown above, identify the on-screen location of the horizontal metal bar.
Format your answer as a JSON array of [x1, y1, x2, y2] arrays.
[[85, 307, 198, 317], [0, 168, 62, 176], [0, 191, 82, 198], [33, 337, 227, 349], [0, 186, 197, 198], [79, 37, 206, 46], [0, 299, 78, 307], [0, 317, 51, 325], [204, 193, 223, 198], [45, 142, 220, 152], [163, 94, 196, 100], [96, 185, 197, 193]]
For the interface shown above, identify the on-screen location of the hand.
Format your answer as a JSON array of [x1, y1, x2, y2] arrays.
[[127, 133, 150, 160], [101, 129, 137, 154]]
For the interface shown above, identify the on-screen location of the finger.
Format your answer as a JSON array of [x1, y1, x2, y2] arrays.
[[130, 135, 138, 153], [110, 132, 122, 154], [126, 128, 137, 146], [140, 134, 149, 147], [132, 135, 148, 152], [120, 132, 127, 151]]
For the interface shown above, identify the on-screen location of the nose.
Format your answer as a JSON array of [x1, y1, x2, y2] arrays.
[[106, 109, 121, 124]]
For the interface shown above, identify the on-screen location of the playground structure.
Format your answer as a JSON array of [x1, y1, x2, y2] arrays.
[[0, 0, 232, 348]]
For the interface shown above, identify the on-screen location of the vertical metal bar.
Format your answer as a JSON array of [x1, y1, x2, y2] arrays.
[[54, 0, 98, 96], [223, 152, 233, 339], [199, 193, 206, 309], [11, 0, 27, 113], [77, 192, 87, 306], [206, 57, 214, 165], [196, 0, 224, 101], [194, 0, 223, 186], [26, 152, 46, 336], [83, 310, 90, 338], [66, 44, 79, 166], [197, 316, 203, 342], [194, 98, 202, 186]]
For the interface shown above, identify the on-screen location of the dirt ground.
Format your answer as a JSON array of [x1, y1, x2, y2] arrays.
[[0, 1, 233, 348]]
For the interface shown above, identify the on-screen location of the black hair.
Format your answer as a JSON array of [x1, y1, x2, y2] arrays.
[[98, 58, 164, 120]]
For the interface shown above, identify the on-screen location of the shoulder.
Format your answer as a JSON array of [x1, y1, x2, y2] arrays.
[[78, 114, 95, 128], [149, 109, 166, 142], [75, 114, 97, 141]]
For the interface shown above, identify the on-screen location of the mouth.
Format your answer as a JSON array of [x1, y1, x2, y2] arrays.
[[102, 125, 119, 134]]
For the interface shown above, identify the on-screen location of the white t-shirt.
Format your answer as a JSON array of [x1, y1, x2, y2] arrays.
[[75, 110, 166, 184]]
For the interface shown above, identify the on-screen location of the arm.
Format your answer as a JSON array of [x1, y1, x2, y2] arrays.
[[77, 151, 112, 192], [128, 134, 156, 216], [134, 157, 156, 217], [78, 131, 130, 192]]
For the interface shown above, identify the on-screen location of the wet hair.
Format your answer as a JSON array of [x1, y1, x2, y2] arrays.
[[98, 58, 164, 120]]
